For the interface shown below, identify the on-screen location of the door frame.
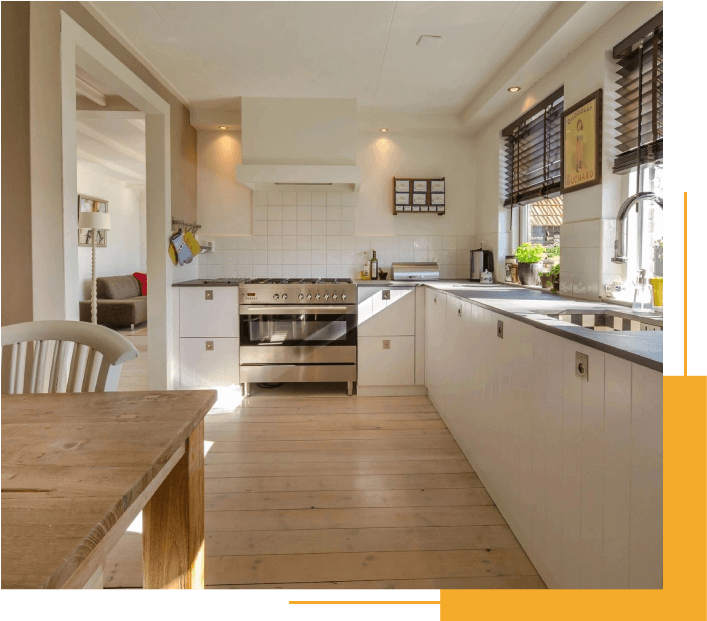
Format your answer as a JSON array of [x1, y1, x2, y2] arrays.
[[60, 12, 173, 388]]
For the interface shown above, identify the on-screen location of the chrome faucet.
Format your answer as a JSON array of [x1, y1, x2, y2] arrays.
[[611, 191, 663, 263]]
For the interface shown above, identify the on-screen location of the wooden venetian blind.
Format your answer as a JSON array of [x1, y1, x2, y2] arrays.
[[502, 87, 564, 208], [613, 12, 663, 173]]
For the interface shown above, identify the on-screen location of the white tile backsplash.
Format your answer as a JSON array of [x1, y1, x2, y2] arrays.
[[204, 192, 474, 282]]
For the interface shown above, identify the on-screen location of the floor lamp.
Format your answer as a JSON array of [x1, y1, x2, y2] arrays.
[[78, 211, 111, 324]]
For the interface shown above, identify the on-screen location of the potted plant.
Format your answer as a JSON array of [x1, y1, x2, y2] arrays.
[[514, 243, 546, 285], [539, 272, 552, 289], [550, 263, 560, 292]]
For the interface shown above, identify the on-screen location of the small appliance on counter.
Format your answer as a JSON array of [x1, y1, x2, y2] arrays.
[[390, 262, 440, 281], [470, 247, 494, 281]]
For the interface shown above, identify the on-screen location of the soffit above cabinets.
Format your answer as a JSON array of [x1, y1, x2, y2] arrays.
[[85, 1, 558, 114]]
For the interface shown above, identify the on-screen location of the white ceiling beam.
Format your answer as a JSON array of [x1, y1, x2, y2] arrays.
[[76, 121, 146, 164], [77, 148, 146, 182], [77, 110, 145, 120], [127, 118, 145, 132], [76, 76, 106, 106]]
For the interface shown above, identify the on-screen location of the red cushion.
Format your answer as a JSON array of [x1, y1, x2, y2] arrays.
[[133, 272, 147, 296]]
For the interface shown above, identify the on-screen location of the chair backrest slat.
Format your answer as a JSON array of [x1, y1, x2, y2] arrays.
[[1, 321, 138, 395]]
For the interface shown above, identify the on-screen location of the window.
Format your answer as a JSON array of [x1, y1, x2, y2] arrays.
[[502, 87, 564, 207], [612, 12, 662, 174], [520, 197, 563, 248]]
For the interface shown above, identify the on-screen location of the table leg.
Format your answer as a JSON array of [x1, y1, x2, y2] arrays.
[[142, 421, 205, 589]]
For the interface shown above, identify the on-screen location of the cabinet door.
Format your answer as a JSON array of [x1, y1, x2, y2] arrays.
[[443, 297, 465, 437], [357, 336, 415, 386], [180, 337, 239, 389], [425, 289, 446, 414], [358, 287, 415, 336], [180, 287, 239, 338]]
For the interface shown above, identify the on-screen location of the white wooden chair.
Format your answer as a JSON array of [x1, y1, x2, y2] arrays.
[[1, 320, 139, 394]]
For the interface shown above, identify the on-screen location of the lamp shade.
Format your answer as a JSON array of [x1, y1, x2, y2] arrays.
[[78, 211, 111, 230]]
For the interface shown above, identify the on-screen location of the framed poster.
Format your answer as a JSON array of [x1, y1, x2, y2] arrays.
[[561, 89, 602, 194], [395, 192, 409, 205], [412, 192, 427, 205], [78, 194, 108, 247], [413, 180, 428, 192], [395, 179, 410, 192], [430, 179, 445, 192]]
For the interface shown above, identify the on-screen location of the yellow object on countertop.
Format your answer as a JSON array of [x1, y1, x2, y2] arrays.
[[650, 277, 663, 307]]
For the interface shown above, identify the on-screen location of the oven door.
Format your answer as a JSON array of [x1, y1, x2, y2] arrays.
[[239, 305, 357, 364]]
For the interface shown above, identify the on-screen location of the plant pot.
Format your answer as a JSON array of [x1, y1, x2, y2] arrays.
[[539, 273, 552, 289], [517, 262, 540, 286]]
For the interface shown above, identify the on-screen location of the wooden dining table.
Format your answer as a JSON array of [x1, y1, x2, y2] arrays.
[[1, 389, 217, 589]]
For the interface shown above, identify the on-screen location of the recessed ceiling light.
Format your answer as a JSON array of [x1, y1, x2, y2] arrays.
[[379, 128, 389, 132], [219, 126, 228, 129], [508, 86, 521, 93], [417, 35, 442, 48]]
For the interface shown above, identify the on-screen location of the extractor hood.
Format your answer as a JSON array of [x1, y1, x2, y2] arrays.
[[236, 97, 360, 192], [236, 164, 360, 192]]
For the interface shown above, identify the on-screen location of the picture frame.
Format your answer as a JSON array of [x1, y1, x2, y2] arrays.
[[430, 179, 445, 192], [561, 89, 602, 194], [395, 179, 410, 192], [431, 193, 445, 205], [392, 177, 445, 216], [412, 205, 421, 212], [395, 192, 409, 205], [413, 192, 427, 205], [78, 194, 108, 247], [413, 180, 428, 192]]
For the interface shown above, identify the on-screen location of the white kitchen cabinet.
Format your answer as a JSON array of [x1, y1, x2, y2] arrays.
[[179, 287, 239, 338], [424, 288, 447, 414], [358, 287, 415, 336], [423, 288, 663, 590], [179, 337, 239, 389], [357, 336, 415, 386]]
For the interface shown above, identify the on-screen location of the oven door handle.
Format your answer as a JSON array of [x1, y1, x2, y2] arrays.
[[240, 305, 355, 315]]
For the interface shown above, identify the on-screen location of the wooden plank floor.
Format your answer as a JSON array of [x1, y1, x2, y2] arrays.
[[106, 383, 544, 588]]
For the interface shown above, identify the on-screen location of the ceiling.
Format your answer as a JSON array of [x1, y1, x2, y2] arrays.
[[76, 114, 146, 184], [86, 1, 559, 114]]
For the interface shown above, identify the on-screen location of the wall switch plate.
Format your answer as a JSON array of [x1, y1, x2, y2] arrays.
[[205, 341, 214, 351], [382, 340, 391, 350], [575, 351, 588, 381], [497, 320, 503, 339], [382, 290, 391, 300], [205, 290, 213, 300]]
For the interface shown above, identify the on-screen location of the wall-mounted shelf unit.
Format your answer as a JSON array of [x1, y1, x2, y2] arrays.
[[393, 177, 445, 215]]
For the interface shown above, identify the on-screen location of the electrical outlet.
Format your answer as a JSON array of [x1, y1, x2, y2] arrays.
[[205, 290, 213, 300], [382, 290, 391, 300], [497, 320, 503, 338], [205, 341, 214, 351], [382, 340, 391, 350]]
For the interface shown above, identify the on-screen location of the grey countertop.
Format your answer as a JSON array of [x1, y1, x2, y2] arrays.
[[173, 278, 245, 287]]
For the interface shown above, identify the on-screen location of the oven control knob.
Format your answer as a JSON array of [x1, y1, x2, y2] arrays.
[[282, 294, 288, 300], [273, 294, 279, 300], [324, 293, 330, 301], [298, 293, 304, 300], [332, 293, 338, 300], [307, 294, 313, 300], [341, 293, 347, 301], [315, 294, 321, 300]]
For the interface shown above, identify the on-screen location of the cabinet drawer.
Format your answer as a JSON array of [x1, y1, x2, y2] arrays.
[[179, 287, 239, 338], [357, 336, 415, 386], [179, 337, 239, 389], [358, 287, 415, 336]]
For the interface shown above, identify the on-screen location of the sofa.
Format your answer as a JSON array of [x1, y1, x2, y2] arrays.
[[79, 275, 146, 330]]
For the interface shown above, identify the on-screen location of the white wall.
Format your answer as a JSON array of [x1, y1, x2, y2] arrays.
[[197, 131, 252, 237], [472, 2, 662, 298], [198, 129, 475, 279], [77, 164, 143, 300]]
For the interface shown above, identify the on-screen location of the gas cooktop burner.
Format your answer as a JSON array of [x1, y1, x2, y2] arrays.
[[248, 278, 354, 285]]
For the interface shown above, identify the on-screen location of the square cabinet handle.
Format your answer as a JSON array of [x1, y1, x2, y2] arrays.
[[205, 341, 214, 351], [205, 290, 213, 300]]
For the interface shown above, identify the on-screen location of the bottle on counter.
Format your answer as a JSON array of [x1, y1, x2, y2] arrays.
[[361, 251, 370, 280], [370, 250, 379, 280]]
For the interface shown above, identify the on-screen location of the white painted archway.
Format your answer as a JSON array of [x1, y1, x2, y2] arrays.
[[60, 12, 172, 389]]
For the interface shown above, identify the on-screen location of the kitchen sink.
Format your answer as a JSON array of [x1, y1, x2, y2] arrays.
[[545, 311, 662, 332]]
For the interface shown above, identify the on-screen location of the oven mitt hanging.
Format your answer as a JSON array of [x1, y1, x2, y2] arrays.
[[170, 230, 194, 266], [183, 230, 201, 257]]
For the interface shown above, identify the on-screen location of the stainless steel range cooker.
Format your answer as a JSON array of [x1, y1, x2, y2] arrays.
[[238, 278, 358, 396]]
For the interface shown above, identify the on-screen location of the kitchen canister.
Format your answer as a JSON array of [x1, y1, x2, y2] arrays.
[[480, 269, 493, 284]]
